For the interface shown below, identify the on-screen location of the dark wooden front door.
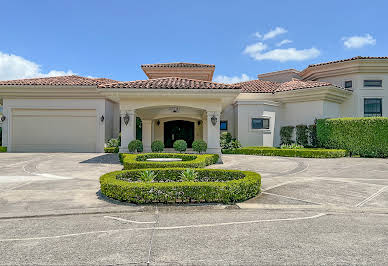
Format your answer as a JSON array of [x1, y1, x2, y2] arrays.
[[164, 120, 195, 148]]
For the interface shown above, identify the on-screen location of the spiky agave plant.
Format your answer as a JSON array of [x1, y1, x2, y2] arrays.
[[139, 170, 157, 182], [180, 168, 198, 182]]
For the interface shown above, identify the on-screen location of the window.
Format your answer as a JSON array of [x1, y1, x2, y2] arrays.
[[344, 80, 352, 88], [220, 120, 228, 130], [251, 118, 269, 129], [364, 98, 382, 117], [364, 80, 382, 87]]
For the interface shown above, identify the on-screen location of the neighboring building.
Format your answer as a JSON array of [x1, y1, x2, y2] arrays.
[[0, 57, 387, 153]]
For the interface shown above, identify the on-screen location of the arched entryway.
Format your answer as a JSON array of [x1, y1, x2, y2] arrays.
[[164, 120, 195, 148]]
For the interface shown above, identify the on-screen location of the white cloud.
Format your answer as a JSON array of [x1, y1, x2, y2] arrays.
[[254, 32, 262, 39], [243, 42, 267, 56], [214, 74, 252, 84], [0, 51, 75, 80], [276, 39, 293, 47], [263, 27, 287, 40], [244, 44, 320, 62], [342, 34, 376, 48]]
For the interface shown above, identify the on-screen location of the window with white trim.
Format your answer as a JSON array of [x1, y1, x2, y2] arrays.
[[364, 80, 382, 87], [251, 118, 269, 129], [364, 98, 382, 117]]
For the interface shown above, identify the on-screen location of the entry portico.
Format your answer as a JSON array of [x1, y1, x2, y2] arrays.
[[97, 77, 240, 154]]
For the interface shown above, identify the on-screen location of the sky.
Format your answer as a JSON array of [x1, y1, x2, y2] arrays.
[[0, 0, 387, 83]]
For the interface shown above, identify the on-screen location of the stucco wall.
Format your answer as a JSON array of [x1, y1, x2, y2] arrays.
[[315, 73, 388, 117], [233, 101, 280, 147]]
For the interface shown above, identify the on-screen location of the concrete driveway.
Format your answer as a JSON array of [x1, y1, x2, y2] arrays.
[[0, 153, 387, 265], [0, 153, 124, 217]]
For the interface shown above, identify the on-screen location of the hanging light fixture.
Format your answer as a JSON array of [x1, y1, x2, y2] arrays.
[[123, 113, 130, 125], [0, 115, 5, 122], [211, 115, 217, 126], [157, 120, 161, 126], [100, 115, 105, 122]]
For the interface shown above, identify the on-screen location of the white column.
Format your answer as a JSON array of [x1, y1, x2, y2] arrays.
[[206, 111, 221, 154], [202, 114, 208, 143], [142, 119, 152, 152], [119, 110, 136, 153]]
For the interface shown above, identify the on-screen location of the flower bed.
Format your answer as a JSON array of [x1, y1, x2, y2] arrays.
[[121, 153, 219, 170], [100, 168, 261, 204], [222, 147, 346, 158]]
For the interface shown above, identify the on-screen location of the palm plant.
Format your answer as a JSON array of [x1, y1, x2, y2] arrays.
[[139, 170, 156, 182], [180, 168, 198, 182]]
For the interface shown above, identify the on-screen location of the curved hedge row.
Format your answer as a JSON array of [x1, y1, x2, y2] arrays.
[[100, 168, 261, 204], [122, 153, 219, 170], [317, 117, 388, 158], [222, 147, 346, 158]]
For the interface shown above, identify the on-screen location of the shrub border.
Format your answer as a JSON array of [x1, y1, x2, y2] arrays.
[[100, 168, 261, 204], [122, 153, 219, 169], [104, 147, 119, 153], [0, 146, 7, 152], [222, 147, 346, 158]]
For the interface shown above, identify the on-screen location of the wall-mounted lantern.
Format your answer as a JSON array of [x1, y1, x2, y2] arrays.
[[197, 120, 201, 126], [157, 120, 161, 126], [123, 113, 130, 125], [0, 115, 6, 122], [100, 115, 105, 122], [211, 115, 217, 126]]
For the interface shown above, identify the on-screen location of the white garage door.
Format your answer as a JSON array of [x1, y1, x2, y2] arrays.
[[11, 109, 97, 152]]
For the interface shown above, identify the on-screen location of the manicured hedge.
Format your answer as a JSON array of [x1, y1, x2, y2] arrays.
[[0, 146, 7, 152], [104, 147, 119, 153], [317, 117, 388, 158], [100, 168, 261, 204], [222, 147, 346, 158], [122, 153, 219, 170]]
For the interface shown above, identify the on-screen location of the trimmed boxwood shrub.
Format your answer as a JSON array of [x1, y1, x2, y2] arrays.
[[192, 140, 207, 153], [104, 147, 119, 153], [317, 117, 388, 158], [173, 140, 187, 152], [307, 124, 318, 147], [280, 126, 294, 145], [296, 125, 308, 146], [128, 140, 143, 153], [222, 147, 346, 158], [100, 168, 261, 204], [0, 146, 7, 152], [122, 153, 219, 170], [151, 140, 164, 152]]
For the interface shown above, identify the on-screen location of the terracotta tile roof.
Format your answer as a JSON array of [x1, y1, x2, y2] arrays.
[[307, 56, 388, 68], [98, 77, 239, 90], [237, 79, 280, 93], [274, 79, 337, 92], [141, 62, 215, 68], [236, 79, 349, 93], [0, 75, 118, 86]]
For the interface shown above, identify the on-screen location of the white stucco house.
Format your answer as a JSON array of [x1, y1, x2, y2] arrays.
[[0, 56, 387, 153]]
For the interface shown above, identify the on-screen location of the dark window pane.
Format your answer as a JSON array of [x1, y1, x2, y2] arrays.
[[344, 81, 352, 88], [220, 121, 228, 130], [364, 80, 382, 87], [364, 98, 382, 117], [252, 118, 270, 129]]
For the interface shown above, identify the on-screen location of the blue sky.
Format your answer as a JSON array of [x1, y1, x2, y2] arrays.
[[0, 0, 387, 83]]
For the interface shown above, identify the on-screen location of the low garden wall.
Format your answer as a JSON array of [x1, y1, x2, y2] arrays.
[[100, 168, 261, 204], [317, 117, 388, 158]]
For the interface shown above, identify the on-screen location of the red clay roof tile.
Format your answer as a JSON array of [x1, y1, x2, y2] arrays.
[[0, 75, 118, 86], [98, 77, 239, 90]]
